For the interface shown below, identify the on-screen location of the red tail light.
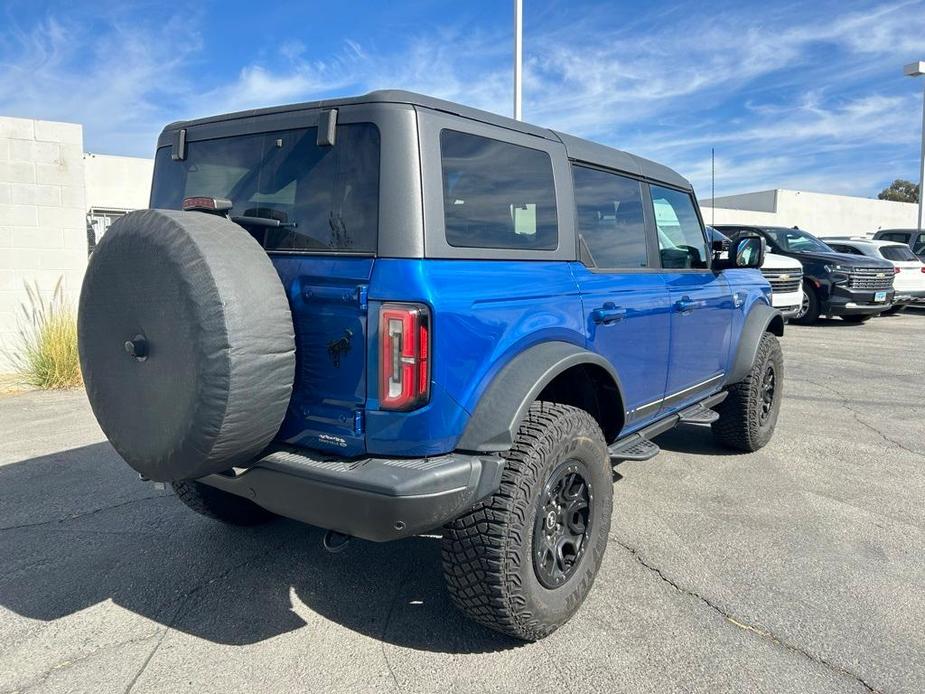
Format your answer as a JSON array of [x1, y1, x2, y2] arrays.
[[921, 266, 925, 274], [379, 303, 430, 411], [894, 266, 901, 274]]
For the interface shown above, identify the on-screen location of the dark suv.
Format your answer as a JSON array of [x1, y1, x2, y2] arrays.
[[872, 228, 925, 261], [714, 225, 895, 324], [78, 91, 784, 640]]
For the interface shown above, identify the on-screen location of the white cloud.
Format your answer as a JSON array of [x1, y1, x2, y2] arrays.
[[0, 1, 923, 195]]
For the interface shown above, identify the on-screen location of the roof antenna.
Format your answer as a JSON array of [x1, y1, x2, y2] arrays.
[[711, 147, 715, 227]]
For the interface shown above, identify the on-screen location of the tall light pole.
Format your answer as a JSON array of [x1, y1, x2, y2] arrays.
[[513, 0, 523, 120], [906, 61, 925, 232]]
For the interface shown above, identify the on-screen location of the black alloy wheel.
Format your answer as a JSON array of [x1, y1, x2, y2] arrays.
[[533, 461, 593, 589], [759, 363, 776, 424]]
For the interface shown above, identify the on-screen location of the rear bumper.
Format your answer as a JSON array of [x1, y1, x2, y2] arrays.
[[198, 448, 504, 542]]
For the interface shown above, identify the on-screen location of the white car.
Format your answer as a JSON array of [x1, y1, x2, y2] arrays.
[[826, 238, 925, 312], [707, 226, 803, 318], [759, 252, 804, 319]]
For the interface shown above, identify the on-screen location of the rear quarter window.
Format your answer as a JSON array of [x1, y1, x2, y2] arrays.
[[439, 130, 557, 250]]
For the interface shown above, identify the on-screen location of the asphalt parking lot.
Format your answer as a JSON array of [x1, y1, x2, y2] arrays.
[[1, 313, 923, 694]]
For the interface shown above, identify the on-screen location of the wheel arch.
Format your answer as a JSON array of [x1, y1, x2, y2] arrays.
[[727, 302, 784, 385], [455, 341, 626, 452]]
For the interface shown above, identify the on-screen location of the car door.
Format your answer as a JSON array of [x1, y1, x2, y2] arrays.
[[649, 184, 733, 407], [571, 165, 671, 428]]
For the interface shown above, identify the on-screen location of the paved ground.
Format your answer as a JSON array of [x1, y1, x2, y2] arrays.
[[1, 312, 923, 694]]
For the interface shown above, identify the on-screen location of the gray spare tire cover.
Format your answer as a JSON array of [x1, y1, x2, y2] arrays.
[[78, 209, 296, 482]]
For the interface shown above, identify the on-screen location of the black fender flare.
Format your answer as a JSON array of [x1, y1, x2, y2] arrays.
[[456, 341, 625, 452], [727, 302, 784, 385]]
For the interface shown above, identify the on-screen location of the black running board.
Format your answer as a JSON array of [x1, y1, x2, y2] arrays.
[[608, 391, 727, 462]]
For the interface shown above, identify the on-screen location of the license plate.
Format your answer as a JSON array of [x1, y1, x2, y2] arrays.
[[874, 291, 887, 302]]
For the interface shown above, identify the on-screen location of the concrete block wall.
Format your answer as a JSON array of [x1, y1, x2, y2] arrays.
[[0, 116, 88, 371]]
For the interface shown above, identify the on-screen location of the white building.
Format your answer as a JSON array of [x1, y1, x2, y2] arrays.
[[700, 189, 920, 238], [0, 116, 153, 371]]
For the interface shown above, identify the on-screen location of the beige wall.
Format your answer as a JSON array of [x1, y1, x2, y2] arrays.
[[0, 116, 88, 371], [701, 189, 919, 238], [84, 153, 153, 211]]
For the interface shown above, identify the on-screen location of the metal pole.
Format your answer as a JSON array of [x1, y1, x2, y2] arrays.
[[513, 0, 523, 120], [918, 80, 925, 231]]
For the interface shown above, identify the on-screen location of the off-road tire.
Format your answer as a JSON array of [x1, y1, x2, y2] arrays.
[[712, 332, 783, 452], [172, 480, 274, 526], [441, 402, 612, 641], [842, 314, 872, 323], [790, 282, 820, 325]]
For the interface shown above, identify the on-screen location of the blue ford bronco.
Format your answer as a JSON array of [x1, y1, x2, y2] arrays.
[[78, 91, 784, 641]]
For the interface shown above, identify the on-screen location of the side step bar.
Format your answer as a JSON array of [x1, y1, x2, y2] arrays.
[[608, 391, 727, 462]]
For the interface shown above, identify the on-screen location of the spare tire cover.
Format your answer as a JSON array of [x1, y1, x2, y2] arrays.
[[78, 209, 295, 482]]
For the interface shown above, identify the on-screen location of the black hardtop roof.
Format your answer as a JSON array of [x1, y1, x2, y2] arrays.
[[160, 89, 692, 191]]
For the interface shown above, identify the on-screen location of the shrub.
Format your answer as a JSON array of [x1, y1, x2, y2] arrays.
[[7, 279, 83, 389]]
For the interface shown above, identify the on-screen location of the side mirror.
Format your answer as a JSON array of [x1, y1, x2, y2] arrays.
[[733, 234, 765, 268], [714, 233, 765, 270]]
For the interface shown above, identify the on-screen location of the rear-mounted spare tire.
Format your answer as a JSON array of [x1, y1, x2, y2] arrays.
[[78, 209, 295, 482]]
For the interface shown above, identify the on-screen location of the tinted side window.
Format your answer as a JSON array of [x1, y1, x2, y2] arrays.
[[879, 232, 909, 243], [151, 124, 380, 253], [650, 185, 708, 269], [572, 166, 648, 268], [440, 130, 557, 250], [829, 244, 861, 255], [913, 234, 925, 255]]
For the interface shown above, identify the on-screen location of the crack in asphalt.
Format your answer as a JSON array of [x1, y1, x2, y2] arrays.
[[0, 494, 170, 533], [612, 538, 880, 694], [379, 562, 416, 694], [122, 540, 290, 693], [803, 378, 924, 460], [3, 632, 161, 694]]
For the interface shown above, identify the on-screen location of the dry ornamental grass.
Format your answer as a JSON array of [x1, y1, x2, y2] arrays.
[[6, 279, 83, 390]]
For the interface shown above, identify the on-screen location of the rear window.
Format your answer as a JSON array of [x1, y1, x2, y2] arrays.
[[880, 245, 918, 262], [150, 123, 380, 253], [440, 130, 557, 250]]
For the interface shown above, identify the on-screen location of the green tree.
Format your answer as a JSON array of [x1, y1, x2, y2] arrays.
[[878, 179, 920, 203]]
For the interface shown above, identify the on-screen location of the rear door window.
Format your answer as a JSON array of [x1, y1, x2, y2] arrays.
[[649, 185, 708, 269], [150, 123, 380, 253], [572, 165, 648, 268], [439, 130, 557, 250]]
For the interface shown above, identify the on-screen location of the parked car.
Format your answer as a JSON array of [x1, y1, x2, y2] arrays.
[[714, 225, 895, 324], [872, 228, 925, 261], [709, 227, 803, 319], [77, 90, 784, 641], [826, 238, 925, 313]]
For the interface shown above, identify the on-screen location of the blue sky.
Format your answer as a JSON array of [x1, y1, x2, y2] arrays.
[[1, 0, 923, 199]]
